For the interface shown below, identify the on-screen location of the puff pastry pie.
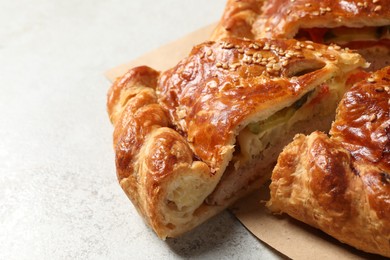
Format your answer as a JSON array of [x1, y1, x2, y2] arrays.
[[268, 66, 390, 257], [107, 38, 365, 238], [213, 0, 390, 70]]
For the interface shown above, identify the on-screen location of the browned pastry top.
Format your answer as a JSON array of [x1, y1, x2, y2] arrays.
[[212, 0, 390, 40], [331, 67, 390, 221], [211, 0, 265, 40], [157, 38, 360, 172], [331, 67, 390, 169], [268, 66, 390, 256], [257, 0, 390, 38]]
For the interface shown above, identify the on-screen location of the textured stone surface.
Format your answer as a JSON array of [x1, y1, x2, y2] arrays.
[[0, 0, 282, 259]]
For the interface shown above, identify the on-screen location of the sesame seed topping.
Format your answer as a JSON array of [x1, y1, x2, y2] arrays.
[[373, 0, 380, 3], [216, 62, 222, 68], [305, 3, 311, 7], [357, 2, 364, 7], [375, 87, 384, 92], [384, 86, 390, 92], [306, 44, 314, 50], [367, 77, 376, 83], [374, 5, 382, 12], [273, 63, 281, 71], [231, 63, 241, 69], [265, 27, 271, 32], [312, 11, 320, 16], [207, 49, 213, 56], [369, 114, 377, 122]]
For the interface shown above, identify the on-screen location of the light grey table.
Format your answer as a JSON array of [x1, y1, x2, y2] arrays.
[[0, 1, 283, 259]]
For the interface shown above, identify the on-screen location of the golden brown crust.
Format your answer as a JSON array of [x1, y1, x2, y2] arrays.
[[213, 0, 390, 40], [158, 38, 364, 172], [211, 0, 265, 41], [107, 38, 365, 239], [257, 0, 390, 38], [268, 66, 390, 257]]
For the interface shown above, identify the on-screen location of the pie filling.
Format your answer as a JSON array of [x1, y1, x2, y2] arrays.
[[296, 26, 390, 48], [205, 77, 345, 205]]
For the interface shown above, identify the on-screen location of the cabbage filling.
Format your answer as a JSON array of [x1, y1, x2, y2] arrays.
[[233, 82, 338, 168]]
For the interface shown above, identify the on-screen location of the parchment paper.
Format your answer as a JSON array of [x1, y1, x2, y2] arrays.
[[105, 24, 383, 260]]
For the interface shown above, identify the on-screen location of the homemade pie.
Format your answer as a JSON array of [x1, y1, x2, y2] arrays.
[[107, 38, 365, 238]]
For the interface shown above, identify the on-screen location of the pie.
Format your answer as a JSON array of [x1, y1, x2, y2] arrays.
[[107, 37, 365, 238]]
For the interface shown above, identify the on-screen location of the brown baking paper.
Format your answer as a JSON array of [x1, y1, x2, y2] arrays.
[[105, 24, 383, 260]]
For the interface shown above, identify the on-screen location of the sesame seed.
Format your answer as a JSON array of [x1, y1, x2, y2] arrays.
[[357, 2, 364, 7], [373, 0, 380, 3], [273, 63, 281, 70], [305, 3, 311, 7], [222, 63, 229, 69], [374, 5, 382, 12], [306, 45, 314, 50], [312, 11, 320, 16], [375, 87, 384, 92], [207, 49, 213, 56], [237, 48, 244, 54], [384, 86, 390, 92], [200, 52, 205, 59], [369, 114, 377, 122], [282, 60, 289, 67], [367, 77, 376, 83], [265, 27, 271, 32], [216, 62, 222, 68], [231, 63, 241, 69], [222, 42, 235, 49]]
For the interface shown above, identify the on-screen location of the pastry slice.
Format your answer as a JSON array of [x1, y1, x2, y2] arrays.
[[268, 66, 390, 257], [213, 0, 390, 70], [256, 0, 390, 70], [107, 38, 365, 238]]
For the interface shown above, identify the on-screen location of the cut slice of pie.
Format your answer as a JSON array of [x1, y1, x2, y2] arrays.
[[107, 38, 366, 238], [267, 66, 390, 257]]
